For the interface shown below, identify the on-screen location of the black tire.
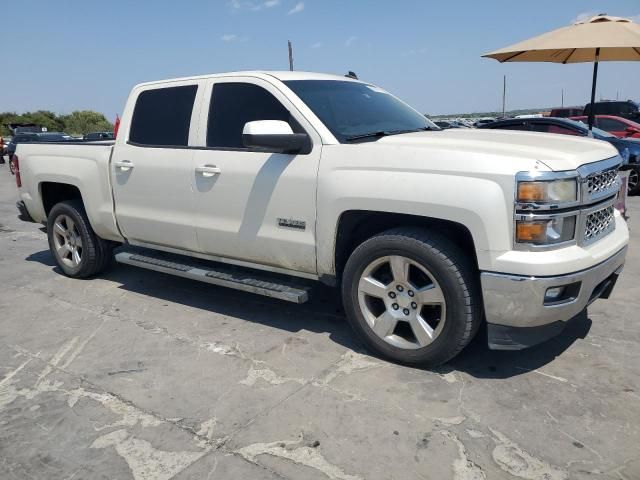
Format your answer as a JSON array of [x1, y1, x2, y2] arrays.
[[47, 200, 112, 278], [341, 227, 481, 366], [627, 167, 640, 196]]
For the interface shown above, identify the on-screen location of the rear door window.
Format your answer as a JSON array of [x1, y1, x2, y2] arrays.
[[129, 85, 198, 147], [207, 83, 292, 149]]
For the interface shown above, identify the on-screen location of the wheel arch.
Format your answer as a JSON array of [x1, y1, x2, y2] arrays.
[[40, 182, 83, 218], [333, 210, 478, 282]]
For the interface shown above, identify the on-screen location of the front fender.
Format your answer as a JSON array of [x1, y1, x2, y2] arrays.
[[316, 168, 513, 276]]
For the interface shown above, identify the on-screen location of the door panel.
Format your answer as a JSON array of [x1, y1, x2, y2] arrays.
[[191, 78, 321, 273], [192, 148, 320, 273], [113, 145, 197, 250], [112, 82, 203, 251]]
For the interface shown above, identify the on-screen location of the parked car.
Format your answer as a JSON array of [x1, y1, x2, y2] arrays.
[[84, 131, 114, 141], [473, 118, 496, 127], [433, 120, 459, 129], [7, 132, 75, 173], [479, 117, 640, 194], [450, 120, 470, 128], [455, 119, 474, 128], [549, 107, 584, 118], [583, 100, 640, 122], [570, 115, 640, 139], [6, 132, 74, 158], [13, 71, 628, 366]]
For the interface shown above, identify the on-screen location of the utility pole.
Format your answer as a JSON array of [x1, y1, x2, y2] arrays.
[[561, 88, 564, 107], [502, 75, 506, 118], [288, 40, 294, 71]]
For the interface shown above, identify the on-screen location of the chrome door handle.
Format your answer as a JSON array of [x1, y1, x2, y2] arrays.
[[114, 160, 135, 171], [195, 165, 221, 177]]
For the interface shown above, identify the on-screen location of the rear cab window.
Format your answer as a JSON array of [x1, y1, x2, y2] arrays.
[[129, 85, 198, 147]]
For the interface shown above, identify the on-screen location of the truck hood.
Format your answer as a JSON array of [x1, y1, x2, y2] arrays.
[[376, 128, 620, 172]]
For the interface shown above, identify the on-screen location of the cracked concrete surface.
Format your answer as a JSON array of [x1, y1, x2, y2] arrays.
[[0, 167, 639, 479]]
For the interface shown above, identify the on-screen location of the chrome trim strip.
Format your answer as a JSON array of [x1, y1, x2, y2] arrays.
[[481, 246, 627, 328]]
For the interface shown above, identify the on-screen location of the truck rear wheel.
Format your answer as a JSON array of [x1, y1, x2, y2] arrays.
[[47, 200, 112, 278], [341, 228, 481, 366]]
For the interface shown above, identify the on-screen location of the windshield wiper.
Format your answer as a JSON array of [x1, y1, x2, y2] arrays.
[[345, 131, 389, 142], [345, 127, 431, 142]]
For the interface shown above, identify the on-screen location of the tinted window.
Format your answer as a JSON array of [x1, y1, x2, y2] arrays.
[[598, 118, 626, 131], [619, 102, 639, 115], [531, 123, 582, 136], [130, 85, 197, 146], [207, 83, 291, 148], [284, 80, 435, 142]]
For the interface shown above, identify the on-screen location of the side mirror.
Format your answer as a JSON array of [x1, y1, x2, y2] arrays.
[[242, 120, 309, 154], [625, 126, 640, 135]]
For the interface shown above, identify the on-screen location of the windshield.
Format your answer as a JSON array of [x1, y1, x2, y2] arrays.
[[284, 80, 437, 142]]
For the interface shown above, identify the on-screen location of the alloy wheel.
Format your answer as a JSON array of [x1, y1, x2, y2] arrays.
[[52, 214, 83, 268], [357, 255, 447, 349]]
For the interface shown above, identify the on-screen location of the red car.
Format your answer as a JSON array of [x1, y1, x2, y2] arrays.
[[570, 115, 640, 138]]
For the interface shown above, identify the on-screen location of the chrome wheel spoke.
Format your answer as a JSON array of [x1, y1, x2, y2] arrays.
[[359, 276, 388, 298], [72, 248, 81, 266], [416, 285, 444, 305], [373, 311, 397, 338], [56, 243, 70, 259], [65, 217, 76, 233], [389, 255, 409, 284], [54, 222, 67, 236], [411, 316, 435, 346]]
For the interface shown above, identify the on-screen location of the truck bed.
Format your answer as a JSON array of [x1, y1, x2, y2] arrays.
[[15, 141, 121, 242]]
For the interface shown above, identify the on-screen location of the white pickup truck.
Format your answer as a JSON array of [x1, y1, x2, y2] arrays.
[[13, 71, 629, 366]]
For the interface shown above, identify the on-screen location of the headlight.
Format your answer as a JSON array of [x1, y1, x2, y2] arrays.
[[517, 179, 577, 205], [516, 215, 576, 245]]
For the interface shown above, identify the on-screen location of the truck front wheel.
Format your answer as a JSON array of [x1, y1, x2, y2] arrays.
[[47, 200, 112, 278], [342, 228, 481, 366]]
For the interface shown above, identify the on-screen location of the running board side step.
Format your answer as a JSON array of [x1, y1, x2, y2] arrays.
[[115, 249, 309, 304]]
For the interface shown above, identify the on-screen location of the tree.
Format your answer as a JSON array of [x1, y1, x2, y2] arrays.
[[60, 111, 113, 136], [0, 110, 113, 136]]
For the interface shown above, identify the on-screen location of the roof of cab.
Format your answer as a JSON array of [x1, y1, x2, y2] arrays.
[[133, 71, 361, 89]]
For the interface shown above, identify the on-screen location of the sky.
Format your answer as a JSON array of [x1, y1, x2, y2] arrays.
[[1, 0, 639, 119]]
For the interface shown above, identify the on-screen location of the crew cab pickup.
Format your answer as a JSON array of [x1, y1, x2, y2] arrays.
[[13, 71, 629, 366]]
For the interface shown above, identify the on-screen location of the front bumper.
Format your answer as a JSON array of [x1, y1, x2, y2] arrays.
[[481, 246, 627, 350]]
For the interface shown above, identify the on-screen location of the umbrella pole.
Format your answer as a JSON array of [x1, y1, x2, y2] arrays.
[[588, 47, 600, 134]]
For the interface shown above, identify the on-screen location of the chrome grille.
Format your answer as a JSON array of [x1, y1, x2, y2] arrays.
[[586, 169, 619, 198], [584, 205, 615, 245]]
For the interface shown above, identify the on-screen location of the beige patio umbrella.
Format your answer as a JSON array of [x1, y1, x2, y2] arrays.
[[482, 14, 640, 131]]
